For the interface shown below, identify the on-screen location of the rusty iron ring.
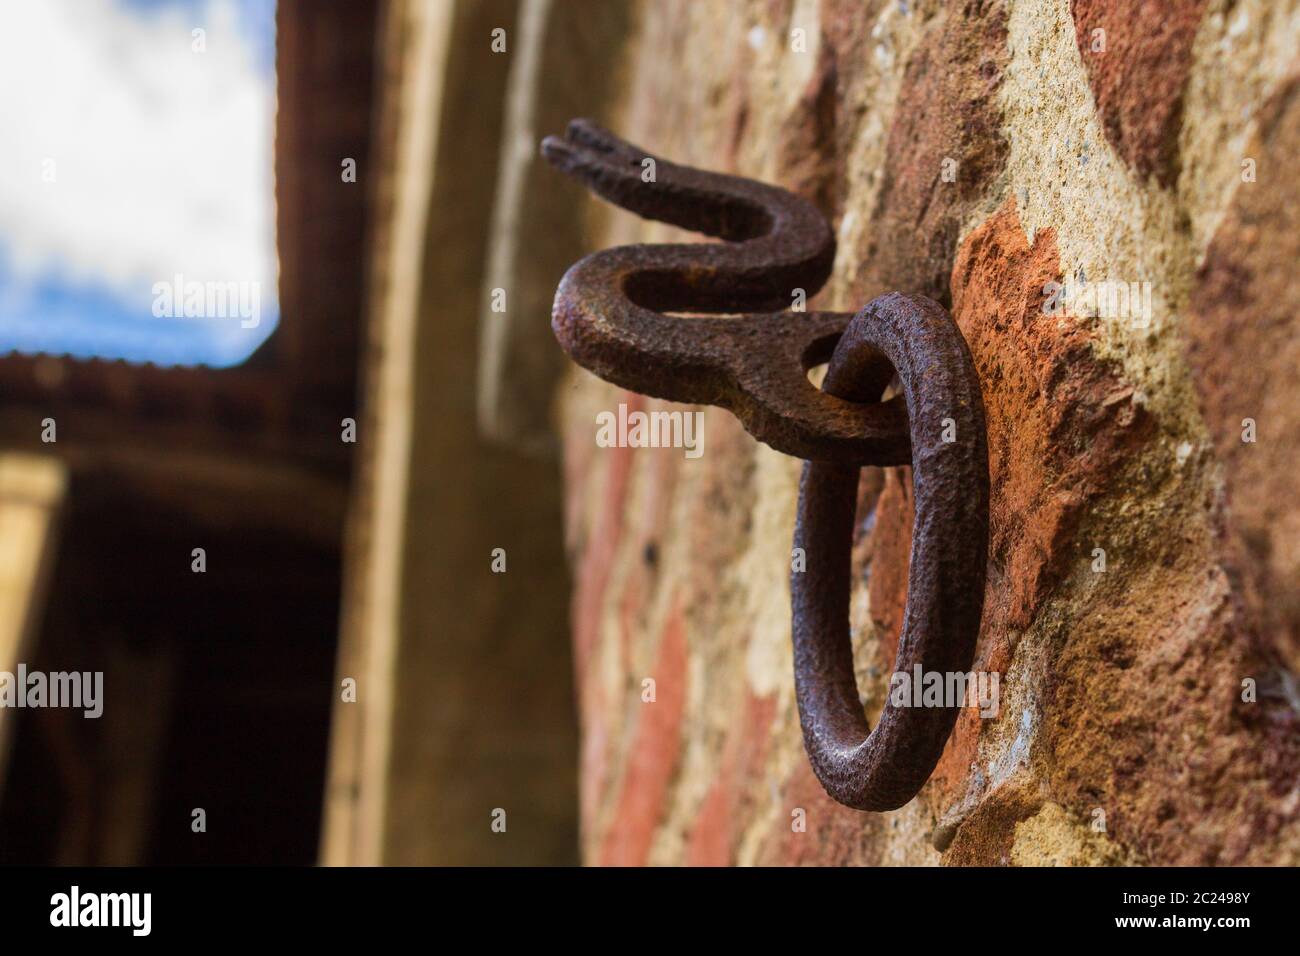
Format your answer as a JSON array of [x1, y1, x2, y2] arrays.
[[792, 292, 989, 810], [542, 119, 909, 465]]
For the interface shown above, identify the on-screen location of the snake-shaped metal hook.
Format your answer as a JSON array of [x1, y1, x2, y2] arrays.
[[543, 119, 989, 812]]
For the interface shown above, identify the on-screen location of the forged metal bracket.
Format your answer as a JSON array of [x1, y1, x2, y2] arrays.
[[542, 119, 989, 813], [541, 118, 909, 466]]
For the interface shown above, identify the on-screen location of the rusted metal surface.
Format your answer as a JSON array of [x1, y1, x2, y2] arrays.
[[793, 294, 988, 810], [541, 119, 909, 465], [542, 120, 989, 812]]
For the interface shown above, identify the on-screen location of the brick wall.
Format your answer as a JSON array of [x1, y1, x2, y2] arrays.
[[559, 0, 1300, 865]]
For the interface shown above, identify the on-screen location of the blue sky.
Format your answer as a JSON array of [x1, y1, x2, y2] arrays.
[[0, 0, 278, 368]]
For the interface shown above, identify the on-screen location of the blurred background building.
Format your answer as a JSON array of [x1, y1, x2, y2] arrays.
[[0, 0, 607, 866]]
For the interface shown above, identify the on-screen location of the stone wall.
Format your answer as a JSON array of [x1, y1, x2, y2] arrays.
[[559, 0, 1300, 865]]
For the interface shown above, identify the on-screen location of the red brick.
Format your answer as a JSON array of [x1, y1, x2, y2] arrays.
[[598, 600, 689, 866], [950, 198, 1152, 634], [1183, 75, 1300, 671], [571, 391, 643, 680], [858, 0, 1010, 306], [684, 691, 776, 866], [1070, 0, 1208, 186]]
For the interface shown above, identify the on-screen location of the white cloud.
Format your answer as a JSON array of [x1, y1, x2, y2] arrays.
[[0, 0, 276, 299]]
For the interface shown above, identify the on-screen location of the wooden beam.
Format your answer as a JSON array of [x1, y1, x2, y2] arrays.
[[0, 453, 68, 792], [319, 0, 457, 867]]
